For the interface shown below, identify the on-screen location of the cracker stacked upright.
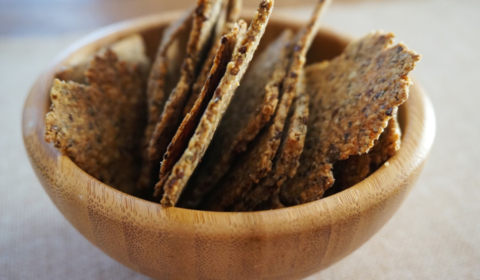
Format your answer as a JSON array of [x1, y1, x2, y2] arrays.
[[45, 35, 150, 194], [45, 0, 421, 211]]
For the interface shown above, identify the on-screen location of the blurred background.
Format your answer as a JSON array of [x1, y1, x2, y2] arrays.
[[1, 0, 397, 36], [1, 0, 479, 279]]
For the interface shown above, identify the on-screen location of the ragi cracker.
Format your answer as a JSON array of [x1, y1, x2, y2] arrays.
[[153, 23, 242, 198], [55, 34, 150, 84], [183, 0, 243, 116], [45, 49, 147, 194], [203, 0, 330, 211], [136, 11, 193, 191], [55, 64, 88, 84], [234, 90, 309, 212], [147, 0, 223, 166], [108, 34, 151, 77], [160, 0, 275, 207], [331, 153, 371, 193], [180, 29, 293, 208], [331, 116, 401, 192], [280, 32, 420, 206], [369, 116, 401, 168]]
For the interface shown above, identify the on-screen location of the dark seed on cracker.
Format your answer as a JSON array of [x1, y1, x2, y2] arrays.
[[234, 90, 309, 212], [280, 32, 420, 206], [160, 0, 274, 207], [183, 0, 242, 116], [330, 116, 401, 193], [180, 29, 293, 209], [203, 0, 330, 211], [147, 0, 223, 187], [137, 5, 213, 192], [46, 48, 148, 194], [136, 10, 194, 192], [45, 0, 421, 212], [154, 22, 241, 198]]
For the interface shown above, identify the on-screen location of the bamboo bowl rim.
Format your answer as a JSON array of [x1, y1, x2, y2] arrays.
[[22, 10, 436, 238]]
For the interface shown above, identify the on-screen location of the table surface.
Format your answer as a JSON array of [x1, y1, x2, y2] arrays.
[[1, 0, 479, 279]]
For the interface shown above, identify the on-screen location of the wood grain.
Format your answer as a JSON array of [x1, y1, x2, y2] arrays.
[[22, 11, 435, 280]]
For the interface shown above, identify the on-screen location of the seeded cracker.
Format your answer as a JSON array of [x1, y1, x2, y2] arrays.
[[280, 32, 420, 206], [154, 24, 242, 197], [108, 34, 151, 77], [160, 0, 274, 207], [45, 49, 147, 193], [204, 0, 330, 211], [234, 90, 309, 212], [180, 29, 293, 208], [55, 34, 150, 84], [332, 116, 401, 192], [148, 0, 223, 170], [55, 64, 87, 84], [331, 153, 371, 193], [369, 116, 401, 168], [136, 11, 193, 191], [183, 0, 243, 116]]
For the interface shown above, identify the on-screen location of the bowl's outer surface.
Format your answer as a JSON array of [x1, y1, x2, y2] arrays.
[[22, 11, 435, 280]]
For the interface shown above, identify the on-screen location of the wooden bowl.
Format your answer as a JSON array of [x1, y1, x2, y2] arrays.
[[22, 10, 435, 280]]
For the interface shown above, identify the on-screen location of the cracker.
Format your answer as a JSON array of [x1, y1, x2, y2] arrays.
[[331, 116, 401, 192], [55, 64, 87, 84], [233, 90, 309, 212], [183, 0, 242, 116], [369, 116, 401, 168], [331, 153, 371, 193], [147, 0, 223, 166], [108, 34, 151, 77], [180, 29, 293, 209], [153, 23, 241, 197], [203, 0, 329, 211], [136, 11, 193, 191], [280, 32, 420, 206], [45, 49, 147, 193], [55, 34, 150, 84], [160, 0, 275, 207]]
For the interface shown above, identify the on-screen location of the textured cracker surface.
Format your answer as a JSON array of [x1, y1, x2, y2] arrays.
[[154, 25, 240, 197], [55, 64, 87, 84], [280, 32, 420, 206], [161, 0, 274, 207], [55, 34, 150, 85], [369, 116, 401, 167], [331, 116, 401, 192], [183, 0, 242, 116], [147, 0, 222, 171], [204, 0, 329, 211], [160, 21, 248, 206], [108, 34, 151, 76], [135, 9, 197, 191], [270, 77, 309, 182], [332, 153, 371, 193], [136, 12, 192, 191], [234, 91, 309, 211], [181, 29, 293, 208], [45, 49, 147, 193], [155, 0, 239, 199]]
